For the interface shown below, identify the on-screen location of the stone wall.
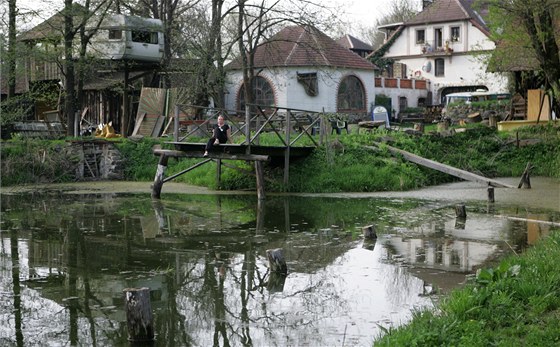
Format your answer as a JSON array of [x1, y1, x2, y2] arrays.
[[68, 140, 124, 180]]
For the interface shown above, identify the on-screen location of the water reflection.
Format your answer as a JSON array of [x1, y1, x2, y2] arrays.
[[0, 192, 558, 346]]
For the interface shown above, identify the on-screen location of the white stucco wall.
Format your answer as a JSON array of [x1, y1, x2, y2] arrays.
[[383, 20, 508, 105], [224, 67, 376, 115]]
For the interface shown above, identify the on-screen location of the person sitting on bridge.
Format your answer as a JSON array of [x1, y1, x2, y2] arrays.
[[204, 115, 232, 157]]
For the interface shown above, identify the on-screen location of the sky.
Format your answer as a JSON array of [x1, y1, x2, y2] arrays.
[[11, 0, 407, 41]]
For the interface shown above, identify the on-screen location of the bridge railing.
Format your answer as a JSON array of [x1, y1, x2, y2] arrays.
[[172, 104, 329, 147]]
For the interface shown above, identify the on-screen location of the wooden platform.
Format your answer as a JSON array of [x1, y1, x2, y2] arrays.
[[166, 142, 315, 160]]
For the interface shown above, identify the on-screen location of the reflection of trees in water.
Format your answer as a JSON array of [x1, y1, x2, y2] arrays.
[[172, 248, 346, 346], [380, 248, 424, 308]]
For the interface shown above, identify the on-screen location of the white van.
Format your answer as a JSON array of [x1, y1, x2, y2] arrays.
[[442, 90, 511, 116]]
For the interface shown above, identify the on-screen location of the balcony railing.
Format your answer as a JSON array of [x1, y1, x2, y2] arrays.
[[375, 77, 427, 90]]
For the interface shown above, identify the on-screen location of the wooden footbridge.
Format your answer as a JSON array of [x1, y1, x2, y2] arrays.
[[152, 104, 330, 199]]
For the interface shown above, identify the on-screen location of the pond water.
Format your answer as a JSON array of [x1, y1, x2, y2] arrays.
[[1, 179, 559, 346]]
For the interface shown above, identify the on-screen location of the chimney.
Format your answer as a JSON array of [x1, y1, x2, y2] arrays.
[[422, 0, 433, 9]]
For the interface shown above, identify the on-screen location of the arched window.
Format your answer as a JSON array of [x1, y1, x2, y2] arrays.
[[337, 75, 366, 112], [238, 76, 275, 110]]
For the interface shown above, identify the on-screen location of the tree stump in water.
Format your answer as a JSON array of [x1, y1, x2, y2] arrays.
[[362, 225, 377, 239], [487, 186, 495, 203], [518, 162, 534, 189], [123, 287, 154, 342], [266, 248, 287, 274], [455, 204, 467, 218]]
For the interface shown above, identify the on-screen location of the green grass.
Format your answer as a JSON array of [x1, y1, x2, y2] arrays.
[[374, 229, 560, 346], [1, 123, 559, 191]]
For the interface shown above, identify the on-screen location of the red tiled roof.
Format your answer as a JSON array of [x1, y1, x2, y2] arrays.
[[227, 25, 376, 70], [336, 34, 373, 52], [406, 0, 489, 35]]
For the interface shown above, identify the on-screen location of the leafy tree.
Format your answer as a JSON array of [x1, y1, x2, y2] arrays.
[[485, 0, 560, 115]]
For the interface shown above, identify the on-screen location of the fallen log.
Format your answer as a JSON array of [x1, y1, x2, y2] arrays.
[[365, 144, 515, 188]]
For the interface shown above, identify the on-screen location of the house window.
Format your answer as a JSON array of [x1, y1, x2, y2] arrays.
[[108, 29, 122, 40], [238, 76, 275, 110], [131, 30, 159, 44], [434, 28, 443, 48], [450, 26, 460, 42], [416, 29, 425, 44], [400, 63, 408, 79], [297, 72, 318, 96], [399, 97, 408, 113], [435, 58, 445, 76], [337, 75, 366, 111]]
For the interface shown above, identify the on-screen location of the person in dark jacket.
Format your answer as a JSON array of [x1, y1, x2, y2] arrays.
[[204, 116, 232, 156]]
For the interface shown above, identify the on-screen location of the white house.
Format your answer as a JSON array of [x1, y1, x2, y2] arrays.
[[376, 0, 509, 106], [224, 25, 377, 120]]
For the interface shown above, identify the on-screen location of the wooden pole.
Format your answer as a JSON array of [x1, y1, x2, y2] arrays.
[[255, 161, 265, 200], [283, 110, 291, 191], [362, 225, 377, 239], [122, 61, 129, 137], [123, 287, 154, 342], [152, 155, 169, 199], [173, 105, 179, 141], [216, 158, 222, 189], [518, 162, 533, 189], [455, 204, 467, 218], [266, 248, 287, 274], [487, 186, 495, 203]]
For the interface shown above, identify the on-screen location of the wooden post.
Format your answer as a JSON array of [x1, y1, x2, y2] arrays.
[[413, 123, 424, 133], [283, 110, 291, 191], [267, 272, 287, 293], [487, 186, 495, 203], [255, 161, 265, 200], [518, 162, 533, 189], [151, 155, 169, 199], [173, 105, 180, 141], [455, 204, 467, 218], [123, 287, 154, 342], [122, 61, 129, 137], [266, 248, 287, 274], [362, 225, 377, 239], [216, 158, 222, 189], [488, 115, 498, 128]]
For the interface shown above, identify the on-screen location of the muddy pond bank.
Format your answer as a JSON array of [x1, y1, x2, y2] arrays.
[[5, 177, 559, 212]]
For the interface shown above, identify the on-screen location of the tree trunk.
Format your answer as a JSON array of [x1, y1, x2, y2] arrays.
[[7, 0, 17, 98], [64, 0, 77, 137]]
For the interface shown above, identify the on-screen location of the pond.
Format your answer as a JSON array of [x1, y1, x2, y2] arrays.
[[1, 179, 559, 346]]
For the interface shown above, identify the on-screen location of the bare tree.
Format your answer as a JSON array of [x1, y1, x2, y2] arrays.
[[7, 0, 17, 98], [358, 0, 419, 49], [485, 0, 560, 115]]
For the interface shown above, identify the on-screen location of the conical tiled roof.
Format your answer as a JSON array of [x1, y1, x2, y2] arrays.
[[227, 25, 376, 70]]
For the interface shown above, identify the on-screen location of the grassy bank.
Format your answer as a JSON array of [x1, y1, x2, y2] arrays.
[[374, 228, 560, 346], [1, 123, 559, 190]]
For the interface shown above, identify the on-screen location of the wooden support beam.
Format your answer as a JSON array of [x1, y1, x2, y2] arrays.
[[163, 158, 212, 183], [366, 144, 516, 188], [153, 148, 269, 162], [152, 154, 169, 199], [255, 161, 265, 200]]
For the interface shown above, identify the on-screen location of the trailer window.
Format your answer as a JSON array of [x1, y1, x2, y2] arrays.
[[131, 30, 159, 44], [108, 29, 122, 40]]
